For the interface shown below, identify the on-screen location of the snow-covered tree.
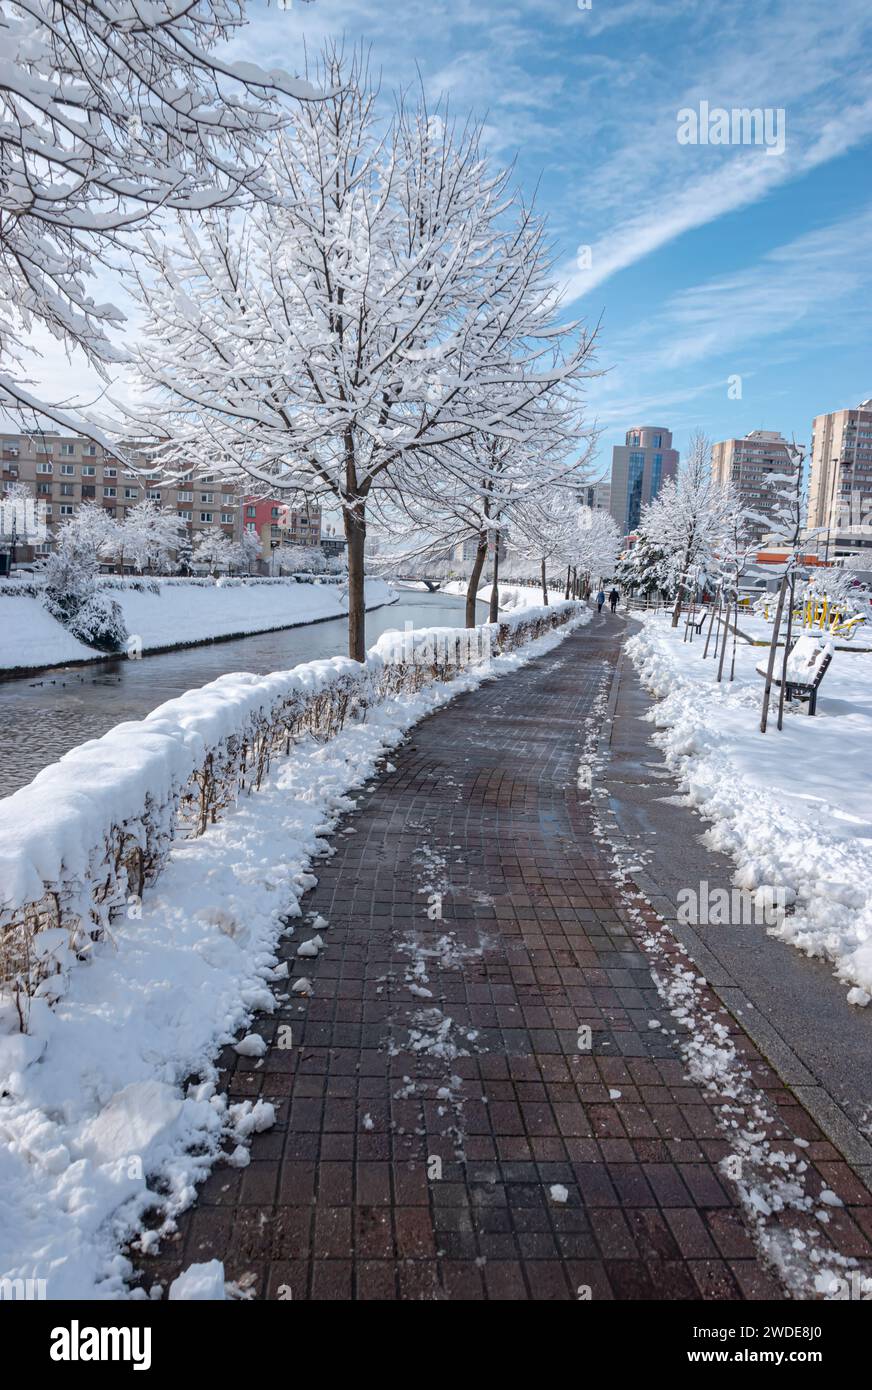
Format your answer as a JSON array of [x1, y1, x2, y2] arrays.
[[639, 432, 732, 625], [128, 46, 597, 659], [575, 507, 622, 592], [234, 528, 263, 574], [119, 501, 185, 573], [41, 519, 126, 649], [1, 479, 45, 562], [510, 488, 584, 606], [193, 525, 234, 576], [615, 529, 671, 599], [273, 544, 325, 575], [57, 500, 120, 566], [0, 0, 318, 429], [378, 406, 598, 626]]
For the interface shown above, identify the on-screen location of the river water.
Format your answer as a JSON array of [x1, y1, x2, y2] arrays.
[[0, 591, 482, 799]]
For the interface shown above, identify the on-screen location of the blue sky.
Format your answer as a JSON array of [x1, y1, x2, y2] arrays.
[[15, 0, 872, 483], [232, 0, 872, 479]]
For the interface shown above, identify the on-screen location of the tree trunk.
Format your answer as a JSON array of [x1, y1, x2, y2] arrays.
[[541, 557, 548, 605], [466, 531, 488, 628], [488, 542, 500, 623], [564, 564, 571, 600], [671, 542, 694, 626], [344, 503, 367, 662]]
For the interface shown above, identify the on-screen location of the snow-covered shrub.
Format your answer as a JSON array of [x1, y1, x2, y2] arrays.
[[67, 591, 127, 651], [42, 527, 129, 652], [0, 601, 581, 1021]]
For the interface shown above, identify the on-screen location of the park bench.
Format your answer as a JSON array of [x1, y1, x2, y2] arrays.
[[756, 634, 833, 716], [685, 608, 707, 635]]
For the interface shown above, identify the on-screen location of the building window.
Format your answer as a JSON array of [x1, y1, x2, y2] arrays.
[[60, 443, 76, 457], [629, 431, 640, 447], [104, 486, 117, 498], [177, 490, 193, 502], [84, 445, 98, 457], [246, 506, 256, 518], [627, 451, 646, 532], [651, 433, 662, 448], [37, 462, 53, 474], [59, 504, 75, 516], [37, 483, 52, 497], [222, 494, 234, 505], [60, 483, 75, 497], [81, 485, 96, 499], [104, 467, 117, 478], [82, 465, 96, 477], [178, 510, 192, 521], [60, 463, 75, 476], [124, 488, 138, 500], [200, 492, 214, 504], [200, 511, 213, 523], [650, 453, 663, 501], [220, 511, 233, 524]]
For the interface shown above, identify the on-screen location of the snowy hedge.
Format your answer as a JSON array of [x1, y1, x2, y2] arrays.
[[0, 602, 580, 1021]]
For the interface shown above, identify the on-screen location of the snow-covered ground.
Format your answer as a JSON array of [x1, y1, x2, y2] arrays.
[[0, 578, 395, 673], [0, 606, 589, 1299], [441, 580, 565, 611], [627, 613, 872, 1006]]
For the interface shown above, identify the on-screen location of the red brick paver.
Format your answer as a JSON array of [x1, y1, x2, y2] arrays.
[[139, 622, 872, 1299]]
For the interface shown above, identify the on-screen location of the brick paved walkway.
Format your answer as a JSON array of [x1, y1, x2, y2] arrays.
[[140, 620, 872, 1300]]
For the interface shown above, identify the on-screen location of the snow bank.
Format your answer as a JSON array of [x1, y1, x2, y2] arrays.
[[0, 599, 96, 669], [627, 613, 872, 1004], [0, 601, 589, 1298], [0, 577, 394, 672]]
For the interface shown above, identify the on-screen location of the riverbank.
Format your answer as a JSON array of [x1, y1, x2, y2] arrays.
[[0, 577, 396, 675]]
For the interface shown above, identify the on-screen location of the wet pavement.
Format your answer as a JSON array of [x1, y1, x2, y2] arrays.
[[136, 617, 872, 1300]]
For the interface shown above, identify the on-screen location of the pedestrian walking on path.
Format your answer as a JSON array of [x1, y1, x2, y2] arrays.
[[596, 588, 605, 613], [609, 587, 619, 613]]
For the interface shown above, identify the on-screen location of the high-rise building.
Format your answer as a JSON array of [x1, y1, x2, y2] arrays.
[[711, 430, 798, 543], [609, 426, 679, 536], [807, 400, 872, 554]]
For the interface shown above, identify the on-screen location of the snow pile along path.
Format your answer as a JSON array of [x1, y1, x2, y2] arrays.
[[627, 613, 872, 1006], [0, 606, 590, 1299]]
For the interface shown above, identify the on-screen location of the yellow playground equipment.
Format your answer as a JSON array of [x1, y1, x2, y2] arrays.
[[801, 595, 866, 641], [756, 593, 867, 640]]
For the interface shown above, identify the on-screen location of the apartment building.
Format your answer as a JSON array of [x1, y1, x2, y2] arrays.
[[807, 400, 872, 555], [711, 430, 798, 542], [242, 497, 322, 562], [580, 477, 612, 513], [0, 430, 241, 564], [609, 426, 679, 536]]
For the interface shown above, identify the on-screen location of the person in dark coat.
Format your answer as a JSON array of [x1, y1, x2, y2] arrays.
[[609, 587, 619, 613]]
